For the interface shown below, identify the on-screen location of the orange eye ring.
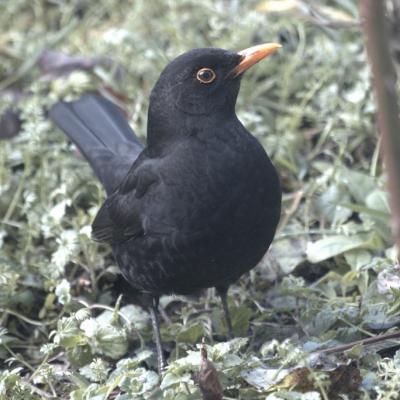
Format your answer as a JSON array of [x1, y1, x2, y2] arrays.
[[196, 68, 216, 84]]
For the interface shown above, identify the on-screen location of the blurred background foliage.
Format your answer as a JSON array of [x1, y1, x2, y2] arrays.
[[1, 0, 400, 398]]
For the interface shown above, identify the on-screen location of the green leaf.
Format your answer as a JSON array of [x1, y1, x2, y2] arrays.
[[54, 317, 85, 348], [241, 367, 291, 391], [55, 279, 71, 305], [210, 338, 249, 361], [177, 322, 204, 344], [67, 345, 94, 368], [268, 235, 307, 276], [231, 304, 252, 337], [306, 233, 382, 263], [120, 304, 149, 331], [313, 184, 352, 225], [337, 167, 378, 204], [344, 249, 372, 270], [305, 306, 337, 336], [160, 372, 193, 390]]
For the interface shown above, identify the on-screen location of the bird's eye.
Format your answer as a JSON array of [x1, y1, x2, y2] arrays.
[[196, 68, 216, 84]]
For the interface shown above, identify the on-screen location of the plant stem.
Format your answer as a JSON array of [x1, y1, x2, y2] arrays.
[[359, 0, 400, 252]]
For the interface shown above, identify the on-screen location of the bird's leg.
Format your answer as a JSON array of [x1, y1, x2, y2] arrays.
[[149, 297, 167, 373], [217, 286, 234, 339]]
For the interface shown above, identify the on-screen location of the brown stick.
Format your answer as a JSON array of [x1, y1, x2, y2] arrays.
[[359, 0, 400, 250], [316, 330, 400, 355]]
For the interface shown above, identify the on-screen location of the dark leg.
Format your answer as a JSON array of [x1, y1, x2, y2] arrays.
[[149, 297, 166, 373], [217, 286, 234, 339]]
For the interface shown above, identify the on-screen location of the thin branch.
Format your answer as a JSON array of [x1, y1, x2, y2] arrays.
[[316, 330, 400, 355], [359, 0, 400, 251]]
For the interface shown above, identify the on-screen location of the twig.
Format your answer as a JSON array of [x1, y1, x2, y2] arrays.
[[3, 343, 35, 372], [275, 227, 372, 241], [359, 0, 400, 251], [278, 189, 304, 233], [316, 330, 400, 355], [23, 382, 54, 399], [0, 308, 62, 327]]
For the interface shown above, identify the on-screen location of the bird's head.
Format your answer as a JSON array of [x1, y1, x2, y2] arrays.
[[147, 43, 281, 151], [150, 43, 281, 116]]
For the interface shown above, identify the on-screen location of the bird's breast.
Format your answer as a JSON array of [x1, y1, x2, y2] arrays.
[[143, 133, 281, 239], [117, 131, 281, 294]]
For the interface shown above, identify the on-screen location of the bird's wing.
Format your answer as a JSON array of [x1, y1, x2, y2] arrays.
[[91, 194, 142, 243], [91, 157, 158, 243]]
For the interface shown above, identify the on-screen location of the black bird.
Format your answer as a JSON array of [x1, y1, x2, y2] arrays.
[[50, 43, 282, 372]]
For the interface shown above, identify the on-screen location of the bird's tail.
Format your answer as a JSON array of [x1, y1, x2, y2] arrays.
[[49, 93, 143, 194]]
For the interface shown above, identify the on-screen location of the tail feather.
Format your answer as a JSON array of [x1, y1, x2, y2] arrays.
[[49, 93, 143, 194]]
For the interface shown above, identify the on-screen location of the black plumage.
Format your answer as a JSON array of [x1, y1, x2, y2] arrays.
[[50, 44, 282, 372]]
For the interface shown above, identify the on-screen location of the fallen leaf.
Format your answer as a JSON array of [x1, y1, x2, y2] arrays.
[[197, 342, 223, 400]]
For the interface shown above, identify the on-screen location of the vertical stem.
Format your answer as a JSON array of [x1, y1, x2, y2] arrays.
[[359, 0, 400, 251]]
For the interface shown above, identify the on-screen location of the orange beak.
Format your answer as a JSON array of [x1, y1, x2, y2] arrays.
[[230, 43, 282, 78]]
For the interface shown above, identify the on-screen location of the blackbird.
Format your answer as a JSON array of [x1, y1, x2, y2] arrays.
[[50, 43, 282, 372]]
